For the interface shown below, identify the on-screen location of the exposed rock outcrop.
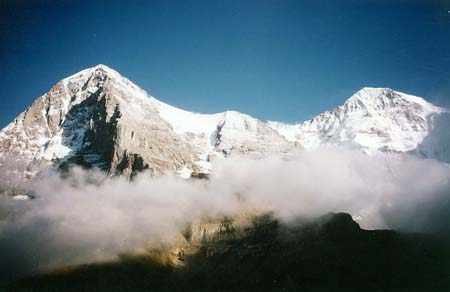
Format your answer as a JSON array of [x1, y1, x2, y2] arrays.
[[0, 65, 301, 180], [8, 212, 449, 291]]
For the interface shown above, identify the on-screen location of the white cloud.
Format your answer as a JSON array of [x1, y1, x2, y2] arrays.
[[0, 145, 449, 280]]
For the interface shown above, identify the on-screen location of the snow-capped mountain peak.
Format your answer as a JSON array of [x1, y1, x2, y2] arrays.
[[268, 87, 449, 157], [0, 65, 299, 179], [0, 66, 449, 180], [343, 87, 443, 115]]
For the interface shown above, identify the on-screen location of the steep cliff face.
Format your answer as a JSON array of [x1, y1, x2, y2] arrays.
[[149, 212, 268, 267], [0, 66, 201, 179], [0, 65, 300, 179]]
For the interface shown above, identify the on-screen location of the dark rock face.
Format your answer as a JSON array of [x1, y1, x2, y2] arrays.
[[318, 212, 361, 236], [0, 65, 200, 180], [0, 65, 303, 181], [58, 89, 119, 171], [7, 213, 450, 292], [185, 212, 449, 291]]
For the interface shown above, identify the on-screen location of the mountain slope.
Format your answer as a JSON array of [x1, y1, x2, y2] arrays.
[[0, 65, 299, 179], [268, 87, 450, 159], [0, 65, 449, 180]]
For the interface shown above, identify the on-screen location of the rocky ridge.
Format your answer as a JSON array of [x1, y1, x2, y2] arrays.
[[0, 65, 299, 180]]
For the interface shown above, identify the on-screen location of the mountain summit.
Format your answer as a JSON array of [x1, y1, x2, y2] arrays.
[[0, 65, 449, 179], [0, 65, 298, 179], [268, 87, 450, 156]]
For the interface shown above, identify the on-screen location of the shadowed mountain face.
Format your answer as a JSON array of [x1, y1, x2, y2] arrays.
[[412, 112, 450, 163], [5, 213, 449, 292], [0, 65, 300, 180]]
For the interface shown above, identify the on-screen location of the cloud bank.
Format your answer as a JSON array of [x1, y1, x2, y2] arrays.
[[0, 146, 449, 281]]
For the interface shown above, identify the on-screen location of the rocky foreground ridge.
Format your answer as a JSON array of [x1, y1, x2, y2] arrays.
[[6, 212, 449, 292]]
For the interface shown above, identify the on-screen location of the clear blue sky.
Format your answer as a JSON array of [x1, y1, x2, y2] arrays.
[[1, 0, 450, 128]]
